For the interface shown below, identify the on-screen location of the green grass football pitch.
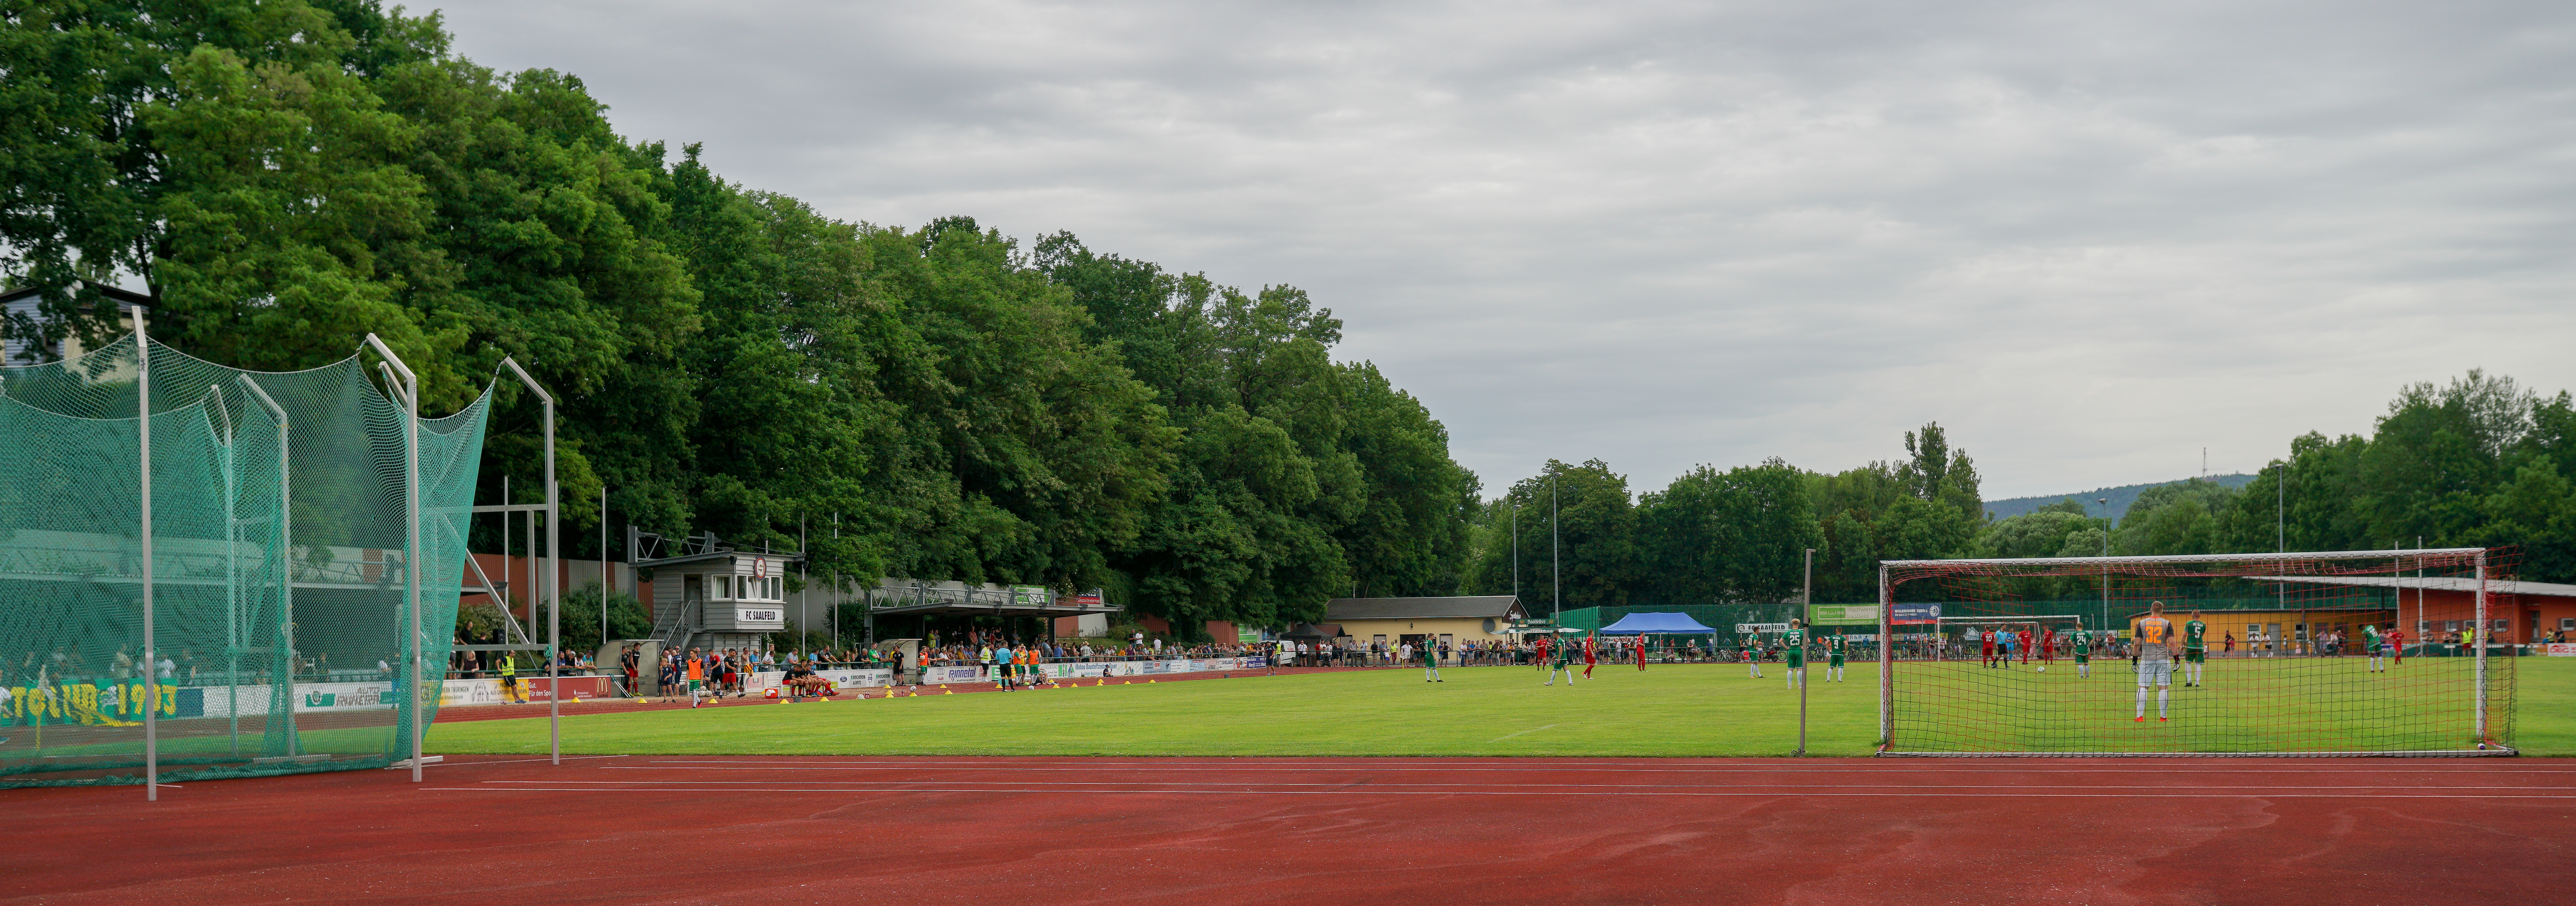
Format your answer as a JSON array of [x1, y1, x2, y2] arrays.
[[427, 658, 2576, 759]]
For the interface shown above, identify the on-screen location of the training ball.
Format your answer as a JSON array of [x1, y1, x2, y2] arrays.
[[2035, 667, 2045, 673], [762, 688, 778, 698]]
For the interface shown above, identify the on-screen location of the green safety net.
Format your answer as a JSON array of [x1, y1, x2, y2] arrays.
[[0, 336, 489, 786]]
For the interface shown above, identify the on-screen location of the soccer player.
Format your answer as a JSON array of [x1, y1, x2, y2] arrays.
[[1744, 635, 1765, 679], [2362, 622, 2386, 673], [1782, 619, 1807, 689], [2182, 611, 2208, 688], [2039, 626, 2056, 668], [1980, 628, 1998, 668], [2388, 626, 2407, 666], [2070, 624, 2092, 678], [1824, 632, 1847, 682], [1423, 637, 1442, 682], [2135, 602, 2177, 722], [1544, 638, 1576, 686], [1582, 633, 1598, 679]]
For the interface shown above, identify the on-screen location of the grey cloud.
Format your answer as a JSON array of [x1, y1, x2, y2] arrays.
[[434, 0, 2576, 498]]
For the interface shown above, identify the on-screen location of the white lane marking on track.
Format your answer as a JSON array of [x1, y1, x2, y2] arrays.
[[435, 755, 632, 768], [1487, 725, 1558, 743], [486, 779, 2572, 790], [422, 787, 2576, 799], [608, 762, 2576, 777]]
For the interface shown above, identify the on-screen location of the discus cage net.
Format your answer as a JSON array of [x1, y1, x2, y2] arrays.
[[0, 331, 489, 787], [1875, 549, 2515, 757]]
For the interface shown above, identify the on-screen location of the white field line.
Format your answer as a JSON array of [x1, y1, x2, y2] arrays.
[[487, 779, 2570, 791], [613, 762, 2576, 775], [1487, 725, 1558, 743], [423, 786, 2576, 799]]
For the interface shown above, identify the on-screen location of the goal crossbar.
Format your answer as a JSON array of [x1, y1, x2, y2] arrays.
[[1882, 547, 2482, 569]]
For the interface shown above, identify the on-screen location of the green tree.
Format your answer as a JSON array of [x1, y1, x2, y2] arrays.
[[1636, 458, 1821, 605]]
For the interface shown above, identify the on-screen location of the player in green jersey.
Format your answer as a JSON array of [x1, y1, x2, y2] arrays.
[[1545, 636, 1576, 686], [2182, 612, 2209, 688], [1782, 619, 1807, 690], [2362, 623, 2386, 673], [1824, 633, 1847, 682], [1422, 638, 1443, 682], [2069, 626, 2092, 678]]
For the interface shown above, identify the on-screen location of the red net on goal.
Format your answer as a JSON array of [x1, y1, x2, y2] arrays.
[[1875, 548, 2516, 756]]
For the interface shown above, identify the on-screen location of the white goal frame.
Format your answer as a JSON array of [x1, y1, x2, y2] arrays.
[[1874, 547, 2502, 757]]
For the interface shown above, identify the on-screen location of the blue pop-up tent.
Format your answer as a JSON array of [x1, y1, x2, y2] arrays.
[[1597, 612, 1719, 634]]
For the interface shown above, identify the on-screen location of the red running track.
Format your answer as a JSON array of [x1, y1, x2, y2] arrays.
[[6, 755, 2571, 905]]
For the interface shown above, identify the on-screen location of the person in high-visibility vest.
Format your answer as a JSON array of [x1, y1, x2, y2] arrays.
[[498, 655, 523, 703]]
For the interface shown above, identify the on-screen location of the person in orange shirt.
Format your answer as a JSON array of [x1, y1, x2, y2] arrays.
[[685, 647, 707, 708]]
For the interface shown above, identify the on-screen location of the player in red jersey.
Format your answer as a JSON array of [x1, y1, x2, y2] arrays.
[[1980, 629, 1998, 668], [1583, 633, 1598, 679], [2018, 627, 2034, 666], [2040, 626, 2056, 666], [2388, 627, 2407, 666]]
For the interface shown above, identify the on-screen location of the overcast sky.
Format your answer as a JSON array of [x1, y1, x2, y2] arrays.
[[429, 0, 2576, 500]]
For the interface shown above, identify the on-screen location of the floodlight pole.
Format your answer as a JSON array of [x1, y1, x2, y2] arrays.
[[238, 375, 294, 755], [1550, 474, 1560, 624], [363, 334, 422, 783], [499, 357, 558, 765], [2099, 498, 2110, 630], [137, 308, 156, 801]]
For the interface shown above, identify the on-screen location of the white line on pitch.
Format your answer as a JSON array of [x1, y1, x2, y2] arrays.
[[421, 787, 2576, 799], [615, 763, 2574, 775], [1487, 725, 1558, 743], [487, 779, 2569, 791]]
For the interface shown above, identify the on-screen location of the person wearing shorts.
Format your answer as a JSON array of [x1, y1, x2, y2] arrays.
[[2387, 627, 2407, 666], [2362, 623, 2386, 673], [1422, 639, 1442, 682], [684, 647, 706, 707], [1582, 634, 1597, 679], [1545, 640, 1575, 686], [2134, 602, 2176, 722], [2181, 612, 2208, 687], [1824, 632, 1846, 682], [1782, 619, 1807, 690], [1980, 629, 1998, 668], [2070, 627, 2092, 678], [1743, 637, 1764, 679]]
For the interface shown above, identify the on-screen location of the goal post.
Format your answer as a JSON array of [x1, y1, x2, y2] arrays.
[[1875, 548, 2513, 757]]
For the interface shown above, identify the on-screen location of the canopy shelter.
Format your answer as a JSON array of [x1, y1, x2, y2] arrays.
[[1599, 612, 1720, 634]]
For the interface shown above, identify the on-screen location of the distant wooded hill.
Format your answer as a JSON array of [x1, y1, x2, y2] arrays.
[[1984, 474, 2257, 522]]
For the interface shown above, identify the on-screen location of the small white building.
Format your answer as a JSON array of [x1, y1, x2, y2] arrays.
[[637, 548, 800, 653]]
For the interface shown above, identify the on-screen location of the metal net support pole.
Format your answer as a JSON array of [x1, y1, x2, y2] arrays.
[[500, 358, 559, 764], [365, 335, 422, 782], [138, 310, 157, 801]]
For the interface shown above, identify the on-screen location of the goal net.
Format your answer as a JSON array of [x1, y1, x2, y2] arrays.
[[1876, 549, 2515, 756], [1, 334, 490, 787]]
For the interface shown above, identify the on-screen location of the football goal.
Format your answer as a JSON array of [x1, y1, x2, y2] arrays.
[[1874, 548, 2513, 756]]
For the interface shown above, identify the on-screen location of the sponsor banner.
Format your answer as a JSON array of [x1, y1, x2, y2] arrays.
[[1808, 605, 1880, 626], [1892, 602, 1942, 625], [296, 680, 402, 712], [438, 679, 508, 708], [2547, 643, 2576, 657], [522, 676, 615, 702], [743, 668, 894, 695], [1736, 622, 1790, 634], [920, 665, 988, 684]]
